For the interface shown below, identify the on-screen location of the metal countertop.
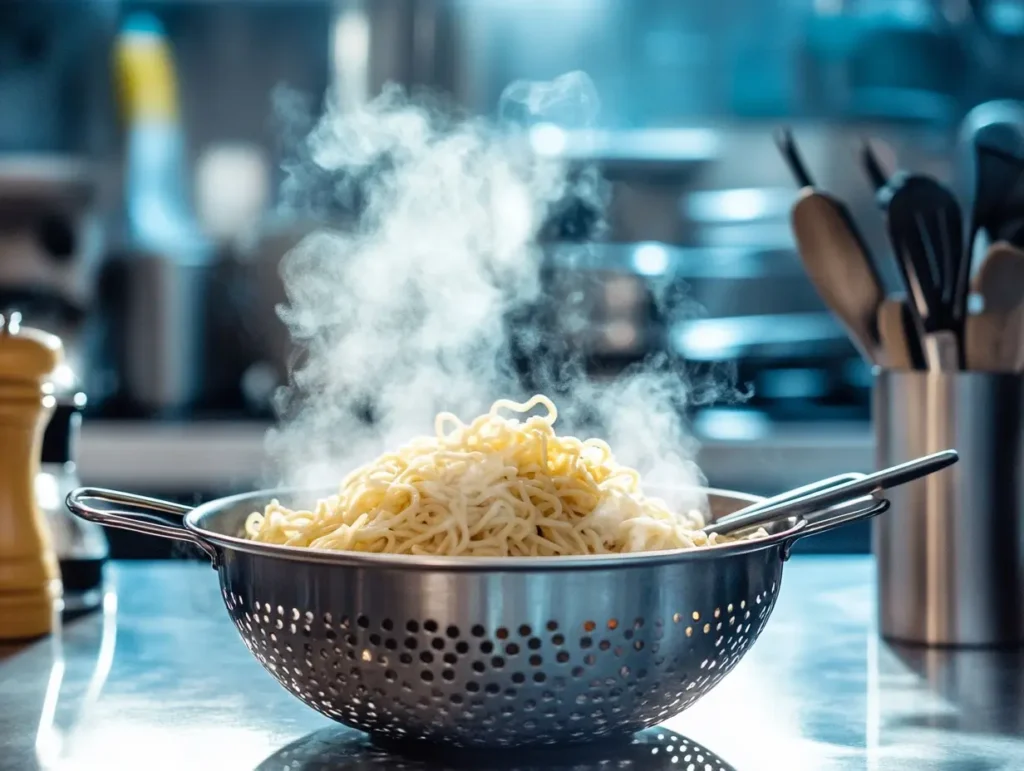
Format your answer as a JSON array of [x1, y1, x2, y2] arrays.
[[2, 558, 1023, 770]]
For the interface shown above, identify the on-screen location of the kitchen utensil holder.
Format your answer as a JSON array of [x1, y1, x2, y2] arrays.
[[874, 369, 1024, 646]]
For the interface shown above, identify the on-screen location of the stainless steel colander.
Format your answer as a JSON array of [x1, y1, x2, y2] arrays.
[[65, 462, 939, 748]]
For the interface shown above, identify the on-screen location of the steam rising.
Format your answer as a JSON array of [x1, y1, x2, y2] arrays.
[[267, 72, 728, 512]]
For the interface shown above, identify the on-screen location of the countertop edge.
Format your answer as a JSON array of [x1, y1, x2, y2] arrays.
[[76, 421, 875, 491]]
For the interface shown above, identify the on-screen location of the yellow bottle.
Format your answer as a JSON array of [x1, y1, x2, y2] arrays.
[[0, 313, 63, 639], [114, 12, 180, 124]]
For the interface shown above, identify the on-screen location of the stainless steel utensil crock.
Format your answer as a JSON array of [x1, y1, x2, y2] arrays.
[[875, 369, 1024, 646]]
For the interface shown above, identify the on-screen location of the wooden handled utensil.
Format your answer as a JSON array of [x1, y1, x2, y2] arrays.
[[777, 129, 886, 365], [965, 241, 1024, 371], [965, 313, 1007, 371], [876, 295, 925, 369], [972, 241, 1024, 314], [1006, 302, 1024, 373]]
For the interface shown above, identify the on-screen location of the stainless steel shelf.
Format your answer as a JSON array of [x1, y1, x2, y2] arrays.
[[78, 422, 269, 490], [78, 420, 874, 493]]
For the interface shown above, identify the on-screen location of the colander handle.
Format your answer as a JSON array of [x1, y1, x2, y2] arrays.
[[713, 471, 865, 527], [66, 487, 218, 565], [772, 494, 890, 559], [704, 449, 957, 536], [793, 494, 890, 540]]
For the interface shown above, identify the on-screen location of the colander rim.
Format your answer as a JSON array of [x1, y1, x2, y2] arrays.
[[183, 485, 806, 571]]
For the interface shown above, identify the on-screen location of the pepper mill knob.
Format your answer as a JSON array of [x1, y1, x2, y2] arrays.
[[0, 312, 64, 640]]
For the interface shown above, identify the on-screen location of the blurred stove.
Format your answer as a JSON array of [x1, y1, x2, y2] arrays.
[[534, 135, 875, 425], [544, 240, 871, 426]]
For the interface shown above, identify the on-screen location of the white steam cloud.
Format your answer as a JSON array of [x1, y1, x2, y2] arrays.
[[266, 72, 731, 513]]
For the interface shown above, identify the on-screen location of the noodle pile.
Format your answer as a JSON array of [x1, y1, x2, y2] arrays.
[[245, 395, 767, 556]]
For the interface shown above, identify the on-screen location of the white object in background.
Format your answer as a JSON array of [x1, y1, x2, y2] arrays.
[[331, 5, 371, 109], [632, 242, 670, 276], [194, 143, 270, 242]]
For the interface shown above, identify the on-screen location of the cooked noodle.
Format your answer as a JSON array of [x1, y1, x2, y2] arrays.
[[244, 395, 767, 555]]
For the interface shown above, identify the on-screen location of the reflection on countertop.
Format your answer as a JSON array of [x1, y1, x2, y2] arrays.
[[261, 727, 735, 770], [2, 559, 1023, 770]]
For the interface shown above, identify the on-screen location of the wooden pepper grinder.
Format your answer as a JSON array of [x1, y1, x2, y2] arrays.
[[0, 311, 63, 639]]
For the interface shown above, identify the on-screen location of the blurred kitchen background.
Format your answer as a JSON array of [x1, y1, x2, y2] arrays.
[[4, 0, 1012, 556]]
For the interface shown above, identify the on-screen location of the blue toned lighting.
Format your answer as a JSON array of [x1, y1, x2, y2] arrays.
[[632, 242, 670, 276], [529, 123, 568, 156]]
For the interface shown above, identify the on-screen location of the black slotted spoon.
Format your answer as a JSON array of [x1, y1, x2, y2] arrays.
[[862, 142, 966, 371]]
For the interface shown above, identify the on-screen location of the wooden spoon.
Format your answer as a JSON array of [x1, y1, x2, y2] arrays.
[[965, 312, 1010, 371], [791, 191, 885, 365], [965, 242, 1024, 371], [973, 241, 1024, 314]]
